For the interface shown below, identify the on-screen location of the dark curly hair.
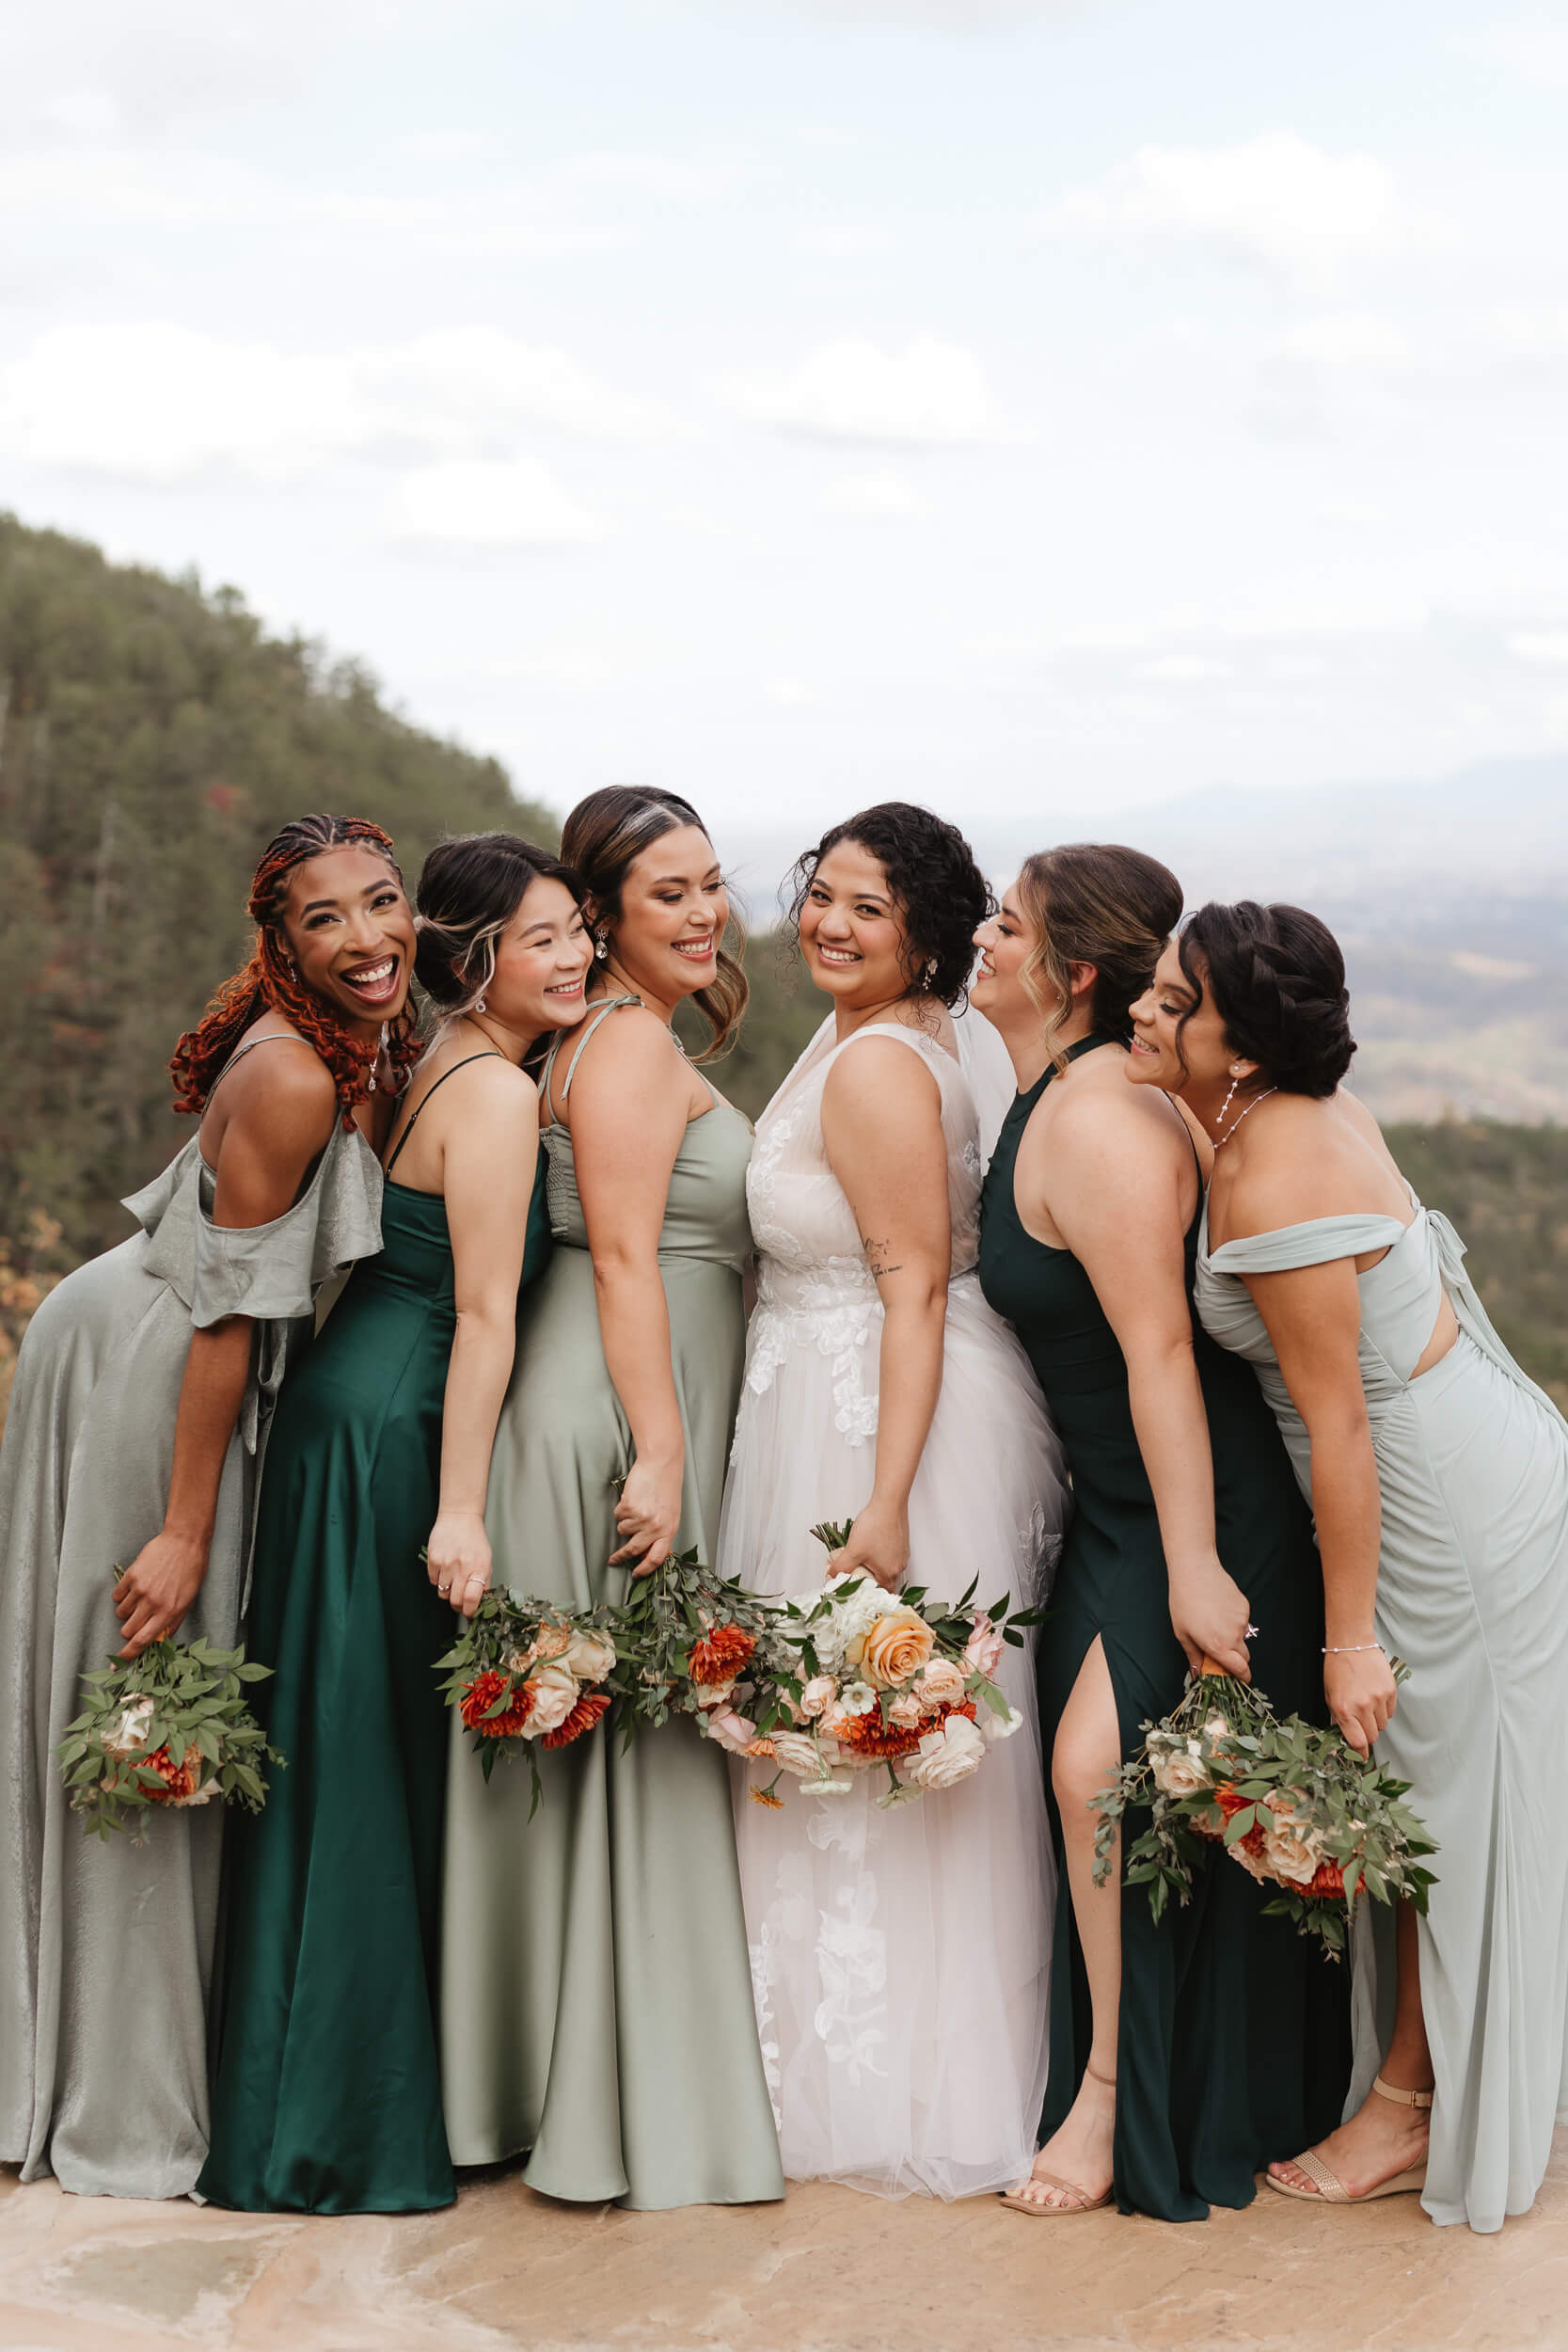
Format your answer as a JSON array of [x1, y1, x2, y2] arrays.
[[1178, 900, 1357, 1097], [785, 803, 993, 1009], [168, 813, 420, 1126]]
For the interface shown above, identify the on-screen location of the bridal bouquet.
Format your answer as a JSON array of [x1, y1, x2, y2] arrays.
[[57, 1622, 280, 1840], [437, 1591, 619, 1811], [746, 1521, 1043, 1810], [1092, 1667, 1438, 1957]]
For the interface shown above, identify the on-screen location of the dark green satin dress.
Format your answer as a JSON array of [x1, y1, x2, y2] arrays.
[[976, 1037, 1350, 2221], [198, 1068, 552, 2215]]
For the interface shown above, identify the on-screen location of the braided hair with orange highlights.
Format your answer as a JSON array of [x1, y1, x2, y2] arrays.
[[168, 814, 421, 1127]]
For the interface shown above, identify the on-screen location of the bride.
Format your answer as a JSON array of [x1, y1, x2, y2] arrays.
[[721, 803, 1069, 2200]]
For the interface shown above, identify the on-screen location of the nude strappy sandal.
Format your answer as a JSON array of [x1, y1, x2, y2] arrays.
[[1264, 2074, 1432, 2203], [998, 2067, 1117, 2217]]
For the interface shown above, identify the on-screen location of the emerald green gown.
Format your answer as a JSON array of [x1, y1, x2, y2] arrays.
[[976, 1038, 1350, 2221], [198, 1059, 552, 2214]]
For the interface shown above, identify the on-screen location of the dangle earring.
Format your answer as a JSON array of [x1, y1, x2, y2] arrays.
[[1216, 1071, 1242, 1127], [594, 936, 609, 961], [475, 996, 487, 1013], [924, 957, 938, 985], [367, 1022, 389, 1092]]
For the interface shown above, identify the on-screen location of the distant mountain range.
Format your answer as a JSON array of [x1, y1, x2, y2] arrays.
[[726, 755, 1568, 1123]]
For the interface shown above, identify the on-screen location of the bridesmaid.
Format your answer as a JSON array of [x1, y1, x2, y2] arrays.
[[199, 834, 589, 2214], [439, 786, 784, 2211], [0, 813, 410, 2198], [973, 845, 1349, 2221], [1153, 900, 1568, 2232]]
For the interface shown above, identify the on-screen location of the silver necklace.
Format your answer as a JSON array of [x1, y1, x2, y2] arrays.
[[366, 1022, 389, 1092], [1213, 1083, 1276, 1148]]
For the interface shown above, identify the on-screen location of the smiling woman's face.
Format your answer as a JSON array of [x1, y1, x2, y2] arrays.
[[797, 839, 911, 1008], [606, 822, 728, 1003], [1127, 937, 1231, 1093], [277, 843, 417, 1035], [970, 883, 1040, 1025]]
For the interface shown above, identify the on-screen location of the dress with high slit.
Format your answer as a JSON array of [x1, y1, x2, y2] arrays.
[[437, 994, 784, 2210], [1196, 1186, 1568, 2233], [977, 1037, 1351, 2221]]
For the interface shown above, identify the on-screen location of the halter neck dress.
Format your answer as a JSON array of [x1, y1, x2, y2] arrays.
[[0, 1032, 382, 2198], [438, 994, 784, 2210], [199, 1052, 553, 2213], [1196, 1188, 1568, 2233], [977, 1036, 1350, 2221]]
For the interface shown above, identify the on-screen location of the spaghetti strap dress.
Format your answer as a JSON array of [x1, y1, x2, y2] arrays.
[[0, 1033, 382, 2198], [438, 994, 785, 2210], [198, 1054, 552, 2214], [977, 1037, 1351, 2221], [1196, 1190, 1568, 2233]]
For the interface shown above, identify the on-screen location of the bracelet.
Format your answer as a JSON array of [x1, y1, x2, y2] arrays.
[[1323, 1642, 1385, 1655]]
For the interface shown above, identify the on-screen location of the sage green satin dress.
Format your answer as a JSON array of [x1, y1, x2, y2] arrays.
[[439, 996, 785, 2209], [977, 1038, 1350, 2221], [0, 1040, 381, 2200], [199, 1058, 552, 2213]]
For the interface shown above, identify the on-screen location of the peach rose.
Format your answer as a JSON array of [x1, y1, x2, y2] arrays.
[[768, 1731, 830, 1781], [1149, 1741, 1211, 1799], [564, 1629, 617, 1682], [887, 1692, 927, 1729], [704, 1705, 761, 1756], [860, 1606, 935, 1690], [915, 1657, 967, 1708], [798, 1675, 836, 1721]]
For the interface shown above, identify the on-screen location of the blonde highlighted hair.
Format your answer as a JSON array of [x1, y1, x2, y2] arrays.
[[1012, 843, 1184, 1069]]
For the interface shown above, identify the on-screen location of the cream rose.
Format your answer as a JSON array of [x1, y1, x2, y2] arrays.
[[914, 1657, 967, 1709], [522, 1661, 578, 1734], [1150, 1743, 1212, 1799], [564, 1629, 617, 1682], [704, 1706, 760, 1756], [102, 1695, 155, 1759], [768, 1731, 830, 1780], [860, 1606, 936, 1690], [887, 1692, 926, 1729], [962, 1615, 1005, 1678], [904, 1712, 986, 1792]]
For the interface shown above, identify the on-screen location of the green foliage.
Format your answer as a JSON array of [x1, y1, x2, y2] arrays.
[[0, 513, 554, 1263], [56, 1621, 281, 1839]]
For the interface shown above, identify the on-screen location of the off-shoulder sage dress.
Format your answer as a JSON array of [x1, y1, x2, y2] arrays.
[[0, 1041, 381, 2198], [438, 996, 784, 2209], [1196, 1191, 1568, 2233]]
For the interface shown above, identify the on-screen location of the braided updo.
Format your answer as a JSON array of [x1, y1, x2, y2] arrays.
[[1178, 900, 1356, 1097]]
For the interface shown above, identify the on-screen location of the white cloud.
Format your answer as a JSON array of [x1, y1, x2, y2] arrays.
[[1452, 20, 1568, 91], [1277, 312, 1412, 369], [388, 459, 606, 548], [722, 336, 1006, 445], [1049, 131, 1415, 277], [792, 225, 895, 258], [822, 469, 927, 518], [0, 322, 664, 483], [1508, 630, 1568, 666], [1135, 653, 1233, 683]]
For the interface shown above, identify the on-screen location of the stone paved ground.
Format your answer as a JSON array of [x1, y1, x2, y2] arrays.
[[5, 2133, 1567, 2352]]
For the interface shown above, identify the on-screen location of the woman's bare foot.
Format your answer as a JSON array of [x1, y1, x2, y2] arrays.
[[1007, 2064, 1116, 2212], [1270, 2086, 1430, 2200]]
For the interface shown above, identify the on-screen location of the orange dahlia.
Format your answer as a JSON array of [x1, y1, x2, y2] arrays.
[[541, 1689, 612, 1749], [689, 1624, 756, 1685], [460, 1670, 534, 1739], [142, 1740, 202, 1800], [826, 1711, 926, 1760], [1305, 1859, 1346, 1898]]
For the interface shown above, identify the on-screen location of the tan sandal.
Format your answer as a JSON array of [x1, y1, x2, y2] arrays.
[[998, 2064, 1117, 2217], [1265, 2074, 1432, 2204]]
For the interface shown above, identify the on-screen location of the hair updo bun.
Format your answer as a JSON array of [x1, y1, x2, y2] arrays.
[[414, 833, 581, 1025], [1179, 900, 1356, 1097]]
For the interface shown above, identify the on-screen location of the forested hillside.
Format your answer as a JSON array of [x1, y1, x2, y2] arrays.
[[1, 516, 1562, 1430]]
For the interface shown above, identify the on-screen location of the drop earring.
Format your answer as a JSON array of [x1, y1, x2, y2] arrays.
[[475, 996, 487, 1013], [594, 937, 609, 961], [1216, 1071, 1242, 1125], [924, 958, 938, 985]]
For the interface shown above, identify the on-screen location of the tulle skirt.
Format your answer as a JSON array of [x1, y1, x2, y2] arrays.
[[720, 1271, 1069, 2199]]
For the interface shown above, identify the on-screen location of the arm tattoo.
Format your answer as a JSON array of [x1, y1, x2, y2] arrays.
[[862, 1233, 905, 1279]]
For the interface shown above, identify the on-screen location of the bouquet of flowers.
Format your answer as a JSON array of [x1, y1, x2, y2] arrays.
[[746, 1521, 1044, 1810], [612, 1547, 779, 1760], [1092, 1666, 1438, 1957], [56, 1623, 280, 1841], [437, 1590, 619, 1812]]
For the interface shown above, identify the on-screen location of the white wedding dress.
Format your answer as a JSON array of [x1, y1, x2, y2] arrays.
[[721, 1013, 1069, 2200]]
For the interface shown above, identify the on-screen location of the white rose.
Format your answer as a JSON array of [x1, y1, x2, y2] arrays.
[[982, 1702, 1024, 1743], [564, 1629, 617, 1682], [522, 1661, 578, 1735], [102, 1695, 155, 1759], [903, 1713, 986, 1793], [171, 1776, 222, 1808]]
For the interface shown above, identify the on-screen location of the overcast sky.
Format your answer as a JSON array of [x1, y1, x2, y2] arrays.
[[6, 0, 1568, 849]]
